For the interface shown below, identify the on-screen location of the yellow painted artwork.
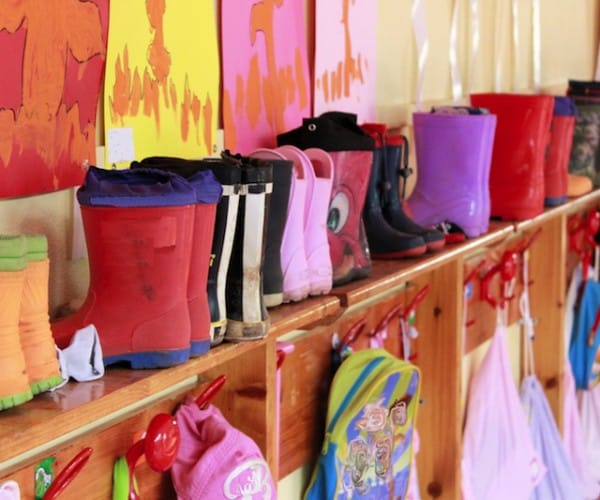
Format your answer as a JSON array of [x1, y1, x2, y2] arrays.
[[104, 0, 219, 168]]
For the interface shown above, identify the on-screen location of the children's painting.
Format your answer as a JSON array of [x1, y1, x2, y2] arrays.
[[0, 0, 108, 198], [313, 0, 377, 122], [104, 0, 219, 167], [221, 0, 311, 154]]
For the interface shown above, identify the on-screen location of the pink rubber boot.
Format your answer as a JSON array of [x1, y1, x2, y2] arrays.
[[303, 148, 334, 296], [275, 145, 312, 302]]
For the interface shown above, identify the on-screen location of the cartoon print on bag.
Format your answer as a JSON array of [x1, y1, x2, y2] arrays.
[[374, 432, 393, 479], [342, 437, 371, 495], [356, 398, 388, 433], [223, 458, 273, 500], [335, 370, 421, 499], [390, 398, 408, 426]]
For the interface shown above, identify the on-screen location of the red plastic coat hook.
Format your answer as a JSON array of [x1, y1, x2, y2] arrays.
[[584, 210, 600, 247], [368, 285, 430, 337], [338, 318, 368, 354], [569, 211, 599, 258], [276, 342, 295, 369], [369, 304, 403, 337], [464, 259, 486, 287], [404, 285, 430, 320], [195, 375, 227, 410], [514, 227, 542, 255], [480, 251, 518, 309], [43, 447, 93, 500]]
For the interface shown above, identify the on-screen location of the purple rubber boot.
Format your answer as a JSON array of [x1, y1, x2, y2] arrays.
[[407, 112, 497, 238]]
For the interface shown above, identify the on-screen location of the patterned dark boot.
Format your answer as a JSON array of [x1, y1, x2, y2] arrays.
[[222, 151, 273, 341]]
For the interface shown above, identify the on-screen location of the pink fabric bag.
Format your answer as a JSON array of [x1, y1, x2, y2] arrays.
[[563, 263, 600, 498], [577, 383, 600, 491], [171, 400, 276, 500], [462, 317, 545, 500], [563, 362, 600, 498]]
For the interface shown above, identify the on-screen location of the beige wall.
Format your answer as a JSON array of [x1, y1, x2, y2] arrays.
[[0, 0, 598, 315]]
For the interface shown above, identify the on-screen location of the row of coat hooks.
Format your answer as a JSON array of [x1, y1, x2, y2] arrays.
[[333, 209, 600, 360], [465, 227, 543, 313], [35, 375, 229, 499], [568, 209, 600, 283], [462, 208, 600, 331], [333, 284, 431, 364]]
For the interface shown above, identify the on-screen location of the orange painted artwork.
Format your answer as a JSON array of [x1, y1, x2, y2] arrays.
[[104, 0, 219, 166], [0, 0, 108, 198], [221, 0, 311, 154], [313, 0, 377, 122]]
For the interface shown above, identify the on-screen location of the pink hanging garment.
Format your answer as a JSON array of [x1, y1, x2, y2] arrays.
[[563, 362, 600, 498], [462, 315, 545, 500], [578, 383, 600, 489], [563, 262, 600, 498], [520, 375, 582, 499], [171, 400, 276, 500], [519, 257, 582, 499]]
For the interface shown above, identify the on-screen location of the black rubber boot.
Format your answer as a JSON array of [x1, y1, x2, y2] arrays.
[[222, 151, 272, 341], [259, 158, 292, 308], [362, 147, 427, 259], [362, 124, 446, 252]]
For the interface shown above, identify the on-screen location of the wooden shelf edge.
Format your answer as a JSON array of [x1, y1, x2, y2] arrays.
[[331, 222, 514, 307], [513, 190, 600, 232], [0, 340, 265, 470]]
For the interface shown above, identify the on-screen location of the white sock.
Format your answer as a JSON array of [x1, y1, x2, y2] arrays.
[[54, 324, 105, 389]]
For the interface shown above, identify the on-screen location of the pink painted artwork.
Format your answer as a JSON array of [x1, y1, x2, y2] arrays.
[[0, 0, 108, 198], [313, 0, 377, 122], [221, 0, 311, 154]]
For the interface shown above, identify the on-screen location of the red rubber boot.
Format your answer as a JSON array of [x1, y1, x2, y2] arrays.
[[52, 204, 195, 368], [544, 97, 576, 206], [52, 166, 198, 368], [470, 93, 554, 220]]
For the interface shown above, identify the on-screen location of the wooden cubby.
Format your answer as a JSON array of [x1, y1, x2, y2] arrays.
[[0, 190, 599, 499]]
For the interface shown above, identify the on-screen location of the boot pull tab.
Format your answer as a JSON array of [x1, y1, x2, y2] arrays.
[[397, 135, 413, 201]]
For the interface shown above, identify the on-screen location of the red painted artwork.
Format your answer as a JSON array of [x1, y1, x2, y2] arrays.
[[0, 0, 108, 198]]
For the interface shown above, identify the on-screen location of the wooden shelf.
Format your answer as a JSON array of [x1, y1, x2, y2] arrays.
[[0, 292, 344, 476], [330, 221, 514, 307], [2, 190, 600, 498]]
